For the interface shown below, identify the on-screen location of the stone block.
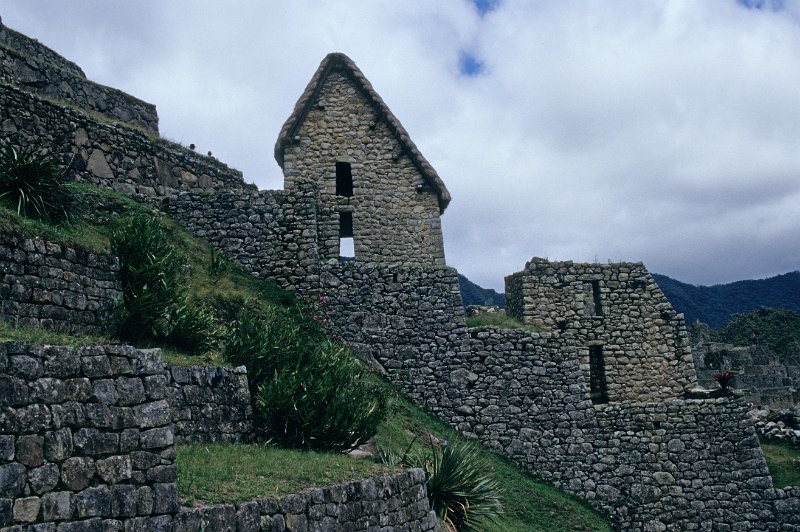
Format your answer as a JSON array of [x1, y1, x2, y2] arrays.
[[152, 483, 179, 514], [73, 485, 111, 518], [95, 455, 132, 483], [40, 490, 72, 521], [43, 428, 73, 461], [110, 484, 137, 517], [16, 434, 44, 467], [60, 457, 95, 491], [13, 496, 40, 522], [28, 463, 60, 494]]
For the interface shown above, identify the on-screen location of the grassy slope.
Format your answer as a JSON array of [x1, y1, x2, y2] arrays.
[[1, 186, 612, 530], [373, 378, 611, 531], [761, 438, 800, 489]]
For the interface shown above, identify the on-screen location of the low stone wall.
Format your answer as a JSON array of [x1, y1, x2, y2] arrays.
[[0, 343, 179, 530], [163, 184, 320, 294], [1, 342, 438, 530], [174, 469, 438, 531], [166, 364, 253, 444], [0, 232, 121, 335], [0, 44, 159, 134], [0, 83, 252, 198]]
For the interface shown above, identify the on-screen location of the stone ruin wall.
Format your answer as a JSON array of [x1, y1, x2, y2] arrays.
[[506, 258, 696, 402], [0, 24, 84, 78], [0, 343, 437, 531], [281, 67, 446, 265], [0, 21, 158, 134], [0, 83, 251, 199], [693, 342, 800, 408], [430, 327, 800, 530], [0, 232, 121, 336], [1, 25, 798, 527]]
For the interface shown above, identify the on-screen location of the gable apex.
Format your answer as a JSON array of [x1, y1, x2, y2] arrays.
[[274, 52, 451, 213]]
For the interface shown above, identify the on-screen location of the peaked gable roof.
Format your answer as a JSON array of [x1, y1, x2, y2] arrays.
[[274, 52, 451, 213]]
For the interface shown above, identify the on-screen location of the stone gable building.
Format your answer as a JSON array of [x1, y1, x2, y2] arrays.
[[275, 53, 449, 265]]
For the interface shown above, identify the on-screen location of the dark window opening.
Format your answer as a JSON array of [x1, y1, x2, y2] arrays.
[[589, 345, 609, 404], [339, 212, 354, 260], [336, 162, 353, 197], [588, 280, 603, 316]]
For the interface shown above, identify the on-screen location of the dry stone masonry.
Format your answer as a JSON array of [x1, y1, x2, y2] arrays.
[[174, 469, 437, 531], [0, 83, 250, 198], [0, 232, 121, 335], [166, 364, 253, 444], [276, 53, 448, 265], [0, 343, 436, 531]]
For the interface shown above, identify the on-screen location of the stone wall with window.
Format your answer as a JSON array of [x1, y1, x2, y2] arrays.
[[505, 258, 697, 402]]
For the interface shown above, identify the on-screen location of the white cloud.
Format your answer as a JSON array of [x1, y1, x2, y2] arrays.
[[2, 0, 799, 290]]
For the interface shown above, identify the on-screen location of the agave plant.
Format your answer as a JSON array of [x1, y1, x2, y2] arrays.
[[405, 438, 503, 531], [0, 144, 77, 224]]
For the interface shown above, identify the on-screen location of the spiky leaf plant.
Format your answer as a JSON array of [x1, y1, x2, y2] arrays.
[[0, 144, 78, 224], [406, 439, 503, 531]]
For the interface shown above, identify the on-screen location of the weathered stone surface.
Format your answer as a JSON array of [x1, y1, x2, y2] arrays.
[[61, 457, 95, 491]]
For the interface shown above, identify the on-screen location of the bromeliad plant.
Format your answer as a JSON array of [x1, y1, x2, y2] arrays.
[[0, 144, 78, 224], [712, 371, 735, 390]]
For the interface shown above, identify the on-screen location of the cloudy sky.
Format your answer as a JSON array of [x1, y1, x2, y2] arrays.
[[3, 0, 799, 291]]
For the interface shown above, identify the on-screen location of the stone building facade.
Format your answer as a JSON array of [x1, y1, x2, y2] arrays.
[[506, 258, 697, 402]]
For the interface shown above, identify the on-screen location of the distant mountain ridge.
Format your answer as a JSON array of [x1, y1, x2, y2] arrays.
[[458, 274, 506, 308], [652, 271, 800, 329]]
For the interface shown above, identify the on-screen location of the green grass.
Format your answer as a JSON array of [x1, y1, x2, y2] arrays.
[[761, 438, 800, 488], [466, 311, 542, 333], [176, 443, 397, 505], [372, 376, 611, 531]]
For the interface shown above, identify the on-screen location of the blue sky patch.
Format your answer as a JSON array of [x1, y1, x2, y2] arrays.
[[473, 0, 500, 16], [737, 0, 785, 10], [458, 51, 484, 76]]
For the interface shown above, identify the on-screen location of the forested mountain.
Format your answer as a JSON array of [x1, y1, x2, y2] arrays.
[[458, 274, 506, 308], [652, 271, 800, 329], [712, 308, 800, 364]]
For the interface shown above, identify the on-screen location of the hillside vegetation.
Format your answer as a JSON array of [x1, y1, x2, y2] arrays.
[[0, 183, 611, 530], [712, 308, 800, 364], [653, 271, 800, 329]]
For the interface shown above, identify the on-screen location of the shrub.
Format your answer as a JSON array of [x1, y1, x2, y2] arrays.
[[112, 212, 184, 341], [0, 144, 79, 224], [111, 212, 219, 353], [166, 302, 221, 355], [405, 439, 503, 531], [224, 306, 385, 451]]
